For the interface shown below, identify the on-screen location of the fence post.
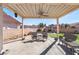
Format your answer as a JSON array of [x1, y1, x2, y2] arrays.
[[0, 4, 3, 54]]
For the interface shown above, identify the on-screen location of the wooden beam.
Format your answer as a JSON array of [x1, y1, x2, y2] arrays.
[[23, 4, 31, 17], [54, 4, 65, 18], [49, 5, 60, 18], [29, 4, 34, 17], [26, 4, 33, 17], [16, 4, 26, 17]]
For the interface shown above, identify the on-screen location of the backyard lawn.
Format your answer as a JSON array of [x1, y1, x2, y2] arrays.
[[76, 34, 79, 44], [48, 33, 79, 44], [48, 33, 64, 38]]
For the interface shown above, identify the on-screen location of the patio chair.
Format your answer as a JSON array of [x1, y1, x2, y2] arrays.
[[42, 32, 48, 41], [32, 32, 37, 40]]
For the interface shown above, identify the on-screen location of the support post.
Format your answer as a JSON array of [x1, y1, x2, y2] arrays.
[[22, 18, 25, 40], [57, 18, 59, 34], [56, 18, 60, 44]]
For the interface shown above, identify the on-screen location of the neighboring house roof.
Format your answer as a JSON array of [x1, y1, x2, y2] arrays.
[[3, 12, 21, 26]]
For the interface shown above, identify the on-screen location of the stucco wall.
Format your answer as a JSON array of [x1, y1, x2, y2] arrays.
[[3, 13, 21, 29], [3, 23, 18, 29]]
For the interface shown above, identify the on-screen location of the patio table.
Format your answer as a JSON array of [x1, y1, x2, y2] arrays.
[[37, 33, 43, 40]]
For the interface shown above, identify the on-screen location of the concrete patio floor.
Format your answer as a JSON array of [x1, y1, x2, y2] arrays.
[[3, 35, 65, 55]]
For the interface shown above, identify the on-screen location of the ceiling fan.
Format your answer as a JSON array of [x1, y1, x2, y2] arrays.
[[37, 6, 49, 17]]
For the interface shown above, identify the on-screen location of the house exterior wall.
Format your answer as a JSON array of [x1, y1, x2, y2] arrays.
[[3, 13, 21, 29], [3, 23, 18, 29]]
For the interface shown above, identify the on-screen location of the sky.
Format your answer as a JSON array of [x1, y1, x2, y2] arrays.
[[3, 7, 79, 26]]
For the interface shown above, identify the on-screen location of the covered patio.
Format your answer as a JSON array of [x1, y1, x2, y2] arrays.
[[1, 3, 79, 55], [3, 3, 79, 40]]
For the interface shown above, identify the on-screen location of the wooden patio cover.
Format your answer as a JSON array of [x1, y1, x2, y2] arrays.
[[3, 3, 79, 19]]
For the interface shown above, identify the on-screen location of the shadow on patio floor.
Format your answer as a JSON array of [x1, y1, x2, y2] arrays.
[[40, 38, 58, 55], [23, 40, 46, 43]]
